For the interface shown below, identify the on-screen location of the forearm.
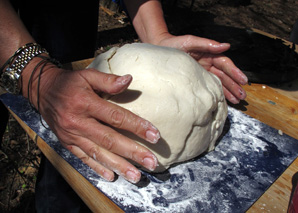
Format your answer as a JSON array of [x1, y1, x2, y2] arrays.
[[0, 0, 57, 106], [0, 0, 35, 65], [124, 0, 172, 44]]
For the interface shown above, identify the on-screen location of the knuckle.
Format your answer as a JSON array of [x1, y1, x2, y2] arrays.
[[102, 73, 114, 84], [135, 118, 149, 135], [112, 163, 124, 176], [110, 109, 125, 127], [70, 90, 91, 109], [89, 146, 102, 161], [59, 114, 79, 130], [215, 70, 225, 81], [101, 133, 116, 151], [79, 155, 90, 164], [129, 150, 140, 163]]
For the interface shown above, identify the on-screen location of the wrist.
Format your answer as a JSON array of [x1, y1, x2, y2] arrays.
[[151, 32, 174, 46], [21, 55, 62, 110], [0, 43, 49, 94]]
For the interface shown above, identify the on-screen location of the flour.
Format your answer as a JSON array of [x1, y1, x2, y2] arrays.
[[86, 107, 298, 212], [2, 87, 298, 213]]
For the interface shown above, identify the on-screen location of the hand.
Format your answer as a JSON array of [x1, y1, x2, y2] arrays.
[[157, 34, 248, 104], [30, 66, 160, 183]]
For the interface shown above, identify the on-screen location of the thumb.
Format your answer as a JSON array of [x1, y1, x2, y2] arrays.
[[81, 68, 133, 95], [180, 35, 231, 54]]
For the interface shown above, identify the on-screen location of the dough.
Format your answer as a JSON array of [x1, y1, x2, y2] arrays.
[[88, 43, 228, 172]]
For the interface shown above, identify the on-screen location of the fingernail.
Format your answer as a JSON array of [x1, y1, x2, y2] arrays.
[[230, 96, 240, 104], [239, 88, 246, 99], [241, 74, 248, 85], [146, 130, 160, 144], [211, 43, 230, 48], [220, 43, 230, 47], [234, 68, 248, 85], [126, 170, 140, 183], [143, 157, 157, 171], [116, 74, 132, 85], [103, 171, 114, 181]]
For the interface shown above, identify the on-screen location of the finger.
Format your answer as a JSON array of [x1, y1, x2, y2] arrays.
[[81, 68, 133, 95], [66, 140, 142, 183], [222, 85, 240, 104], [87, 94, 160, 144], [209, 66, 246, 102], [180, 35, 231, 54], [212, 55, 248, 85], [79, 118, 158, 171], [67, 145, 115, 181]]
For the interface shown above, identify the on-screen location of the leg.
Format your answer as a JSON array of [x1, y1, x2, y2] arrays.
[[0, 101, 9, 148], [35, 155, 91, 212], [290, 20, 298, 44]]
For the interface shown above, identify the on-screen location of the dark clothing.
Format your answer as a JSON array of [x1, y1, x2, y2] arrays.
[[17, 0, 99, 63], [290, 20, 298, 44], [35, 155, 91, 212], [0, 102, 9, 148], [10, 1, 99, 212]]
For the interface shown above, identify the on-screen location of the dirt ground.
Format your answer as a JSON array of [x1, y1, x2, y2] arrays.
[[1, 0, 298, 212]]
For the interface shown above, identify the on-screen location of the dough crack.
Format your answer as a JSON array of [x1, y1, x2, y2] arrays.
[[107, 50, 117, 74]]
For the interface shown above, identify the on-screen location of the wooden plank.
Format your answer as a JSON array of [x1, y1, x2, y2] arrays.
[[233, 83, 298, 140], [64, 58, 93, 71], [252, 28, 298, 50], [233, 29, 298, 212], [247, 157, 298, 212], [7, 109, 123, 213]]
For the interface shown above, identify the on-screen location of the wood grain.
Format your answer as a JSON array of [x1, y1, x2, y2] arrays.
[[247, 158, 298, 212], [233, 83, 298, 140], [238, 29, 298, 212], [7, 109, 123, 213]]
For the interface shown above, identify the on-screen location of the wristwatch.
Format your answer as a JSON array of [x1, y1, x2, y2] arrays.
[[0, 67, 22, 94], [0, 43, 47, 95]]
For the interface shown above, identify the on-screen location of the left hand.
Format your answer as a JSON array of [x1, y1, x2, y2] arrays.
[[156, 34, 248, 104]]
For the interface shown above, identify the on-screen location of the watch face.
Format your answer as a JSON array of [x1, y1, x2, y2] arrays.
[[1, 71, 19, 94]]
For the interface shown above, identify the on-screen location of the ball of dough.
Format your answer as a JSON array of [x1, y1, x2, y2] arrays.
[[88, 43, 228, 172]]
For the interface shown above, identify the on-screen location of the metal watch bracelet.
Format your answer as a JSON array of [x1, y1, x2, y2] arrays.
[[0, 43, 48, 94]]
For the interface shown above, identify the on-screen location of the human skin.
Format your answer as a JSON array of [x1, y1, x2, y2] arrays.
[[125, 0, 247, 104], [0, 0, 247, 183]]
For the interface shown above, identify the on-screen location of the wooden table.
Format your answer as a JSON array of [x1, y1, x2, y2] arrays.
[[6, 31, 298, 212]]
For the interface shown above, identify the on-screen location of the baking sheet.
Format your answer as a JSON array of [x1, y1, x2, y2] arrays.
[[1, 93, 298, 212]]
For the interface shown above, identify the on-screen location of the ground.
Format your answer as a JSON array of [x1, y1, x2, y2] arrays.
[[1, 0, 298, 212]]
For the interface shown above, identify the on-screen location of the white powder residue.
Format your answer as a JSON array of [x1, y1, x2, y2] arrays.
[[9, 92, 293, 213], [85, 107, 298, 212], [3, 92, 295, 212], [91, 161, 220, 212], [228, 108, 267, 153]]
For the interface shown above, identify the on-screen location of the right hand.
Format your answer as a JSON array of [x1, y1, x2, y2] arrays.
[[26, 65, 160, 183], [156, 34, 248, 104]]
